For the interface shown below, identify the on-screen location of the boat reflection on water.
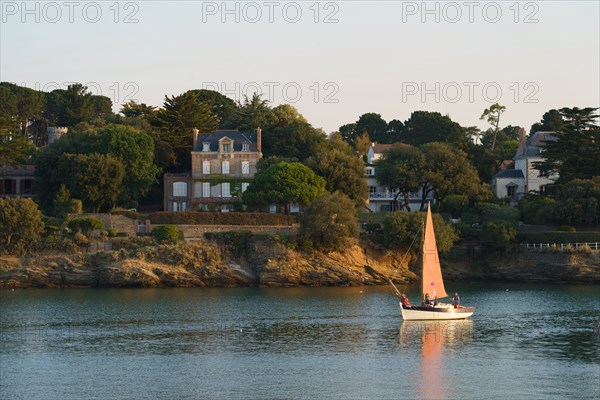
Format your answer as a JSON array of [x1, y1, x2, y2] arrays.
[[400, 320, 474, 400]]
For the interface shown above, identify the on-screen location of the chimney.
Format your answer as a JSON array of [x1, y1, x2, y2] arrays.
[[256, 127, 262, 152], [192, 128, 199, 149], [518, 127, 526, 156]]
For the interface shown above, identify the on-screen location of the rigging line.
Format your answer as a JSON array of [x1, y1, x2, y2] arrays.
[[390, 221, 423, 279]]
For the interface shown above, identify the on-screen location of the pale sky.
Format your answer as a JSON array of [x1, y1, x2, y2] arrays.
[[1, 1, 599, 133]]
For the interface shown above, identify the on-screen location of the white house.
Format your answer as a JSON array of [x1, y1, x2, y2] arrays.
[[365, 143, 434, 212], [493, 130, 558, 203]]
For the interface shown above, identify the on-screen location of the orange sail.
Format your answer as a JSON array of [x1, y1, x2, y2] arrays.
[[421, 206, 448, 299]]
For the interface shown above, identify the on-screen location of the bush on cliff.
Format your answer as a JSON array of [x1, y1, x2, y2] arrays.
[[152, 225, 184, 243], [298, 192, 358, 252], [68, 217, 104, 233], [0, 198, 44, 256]]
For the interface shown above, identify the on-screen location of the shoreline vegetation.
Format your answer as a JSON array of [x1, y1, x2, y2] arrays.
[[1, 234, 599, 289]]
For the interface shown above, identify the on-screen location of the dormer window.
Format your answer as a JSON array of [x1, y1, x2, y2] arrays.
[[242, 143, 249, 152], [222, 143, 231, 153], [203, 142, 210, 152]]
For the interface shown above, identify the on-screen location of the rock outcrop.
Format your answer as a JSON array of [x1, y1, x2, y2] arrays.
[[1, 237, 598, 289]]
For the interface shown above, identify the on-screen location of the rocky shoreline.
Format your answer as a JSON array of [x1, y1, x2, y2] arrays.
[[1, 237, 599, 289]]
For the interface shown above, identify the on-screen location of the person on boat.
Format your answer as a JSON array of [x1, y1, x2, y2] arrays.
[[400, 294, 411, 308], [433, 296, 439, 306], [424, 293, 431, 306], [453, 292, 460, 308]]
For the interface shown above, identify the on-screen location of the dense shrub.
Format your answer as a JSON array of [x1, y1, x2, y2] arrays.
[[518, 195, 555, 224], [478, 203, 520, 223], [68, 217, 104, 233], [149, 212, 296, 226], [298, 192, 358, 252], [151, 225, 184, 243], [479, 221, 518, 249]]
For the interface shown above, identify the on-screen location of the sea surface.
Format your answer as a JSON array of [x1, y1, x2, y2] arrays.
[[1, 284, 599, 399]]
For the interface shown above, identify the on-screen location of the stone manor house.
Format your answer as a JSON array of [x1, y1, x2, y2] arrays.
[[163, 128, 263, 212]]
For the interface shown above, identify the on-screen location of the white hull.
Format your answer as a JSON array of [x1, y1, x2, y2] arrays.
[[399, 302, 474, 320]]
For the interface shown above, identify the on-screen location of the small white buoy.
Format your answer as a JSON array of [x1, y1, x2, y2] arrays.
[[506, 289, 509, 292]]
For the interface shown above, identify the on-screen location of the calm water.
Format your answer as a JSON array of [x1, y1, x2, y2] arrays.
[[1, 284, 599, 399]]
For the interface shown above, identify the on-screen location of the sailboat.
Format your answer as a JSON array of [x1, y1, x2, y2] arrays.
[[391, 206, 475, 320]]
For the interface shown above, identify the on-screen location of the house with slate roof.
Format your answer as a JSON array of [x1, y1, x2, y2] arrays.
[[163, 128, 263, 212], [492, 129, 558, 203]]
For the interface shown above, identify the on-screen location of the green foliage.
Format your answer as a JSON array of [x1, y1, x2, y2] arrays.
[[73, 232, 90, 247], [480, 103, 506, 151], [478, 203, 520, 223], [149, 212, 296, 225], [0, 198, 44, 255], [68, 217, 104, 233], [242, 162, 326, 213], [263, 120, 326, 160], [306, 134, 367, 208], [0, 135, 38, 166], [34, 124, 158, 211], [375, 144, 424, 211], [298, 192, 359, 252], [107, 228, 119, 237], [401, 111, 468, 149], [190, 89, 238, 128], [479, 221, 518, 249], [382, 211, 458, 253], [51, 185, 83, 218], [440, 195, 469, 218], [152, 90, 219, 170], [152, 225, 184, 243], [548, 177, 600, 225], [534, 107, 599, 184], [518, 194, 556, 224], [68, 153, 125, 212], [231, 93, 275, 132], [420, 142, 491, 210]]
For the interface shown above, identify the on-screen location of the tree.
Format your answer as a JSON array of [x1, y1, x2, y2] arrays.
[[0, 197, 44, 255], [401, 111, 468, 149], [549, 177, 600, 225], [68, 153, 125, 212], [480, 103, 506, 151], [382, 211, 458, 252], [530, 109, 565, 133], [190, 89, 237, 128], [0, 135, 37, 166], [298, 192, 359, 252], [420, 142, 490, 211], [34, 124, 157, 211], [271, 104, 307, 128], [534, 107, 600, 184], [153, 91, 219, 170], [479, 221, 518, 250], [52, 184, 82, 218], [120, 100, 156, 118], [354, 131, 371, 157], [231, 93, 275, 131], [355, 113, 389, 143], [242, 162, 326, 213], [375, 144, 425, 211], [306, 134, 368, 208], [263, 120, 326, 160]]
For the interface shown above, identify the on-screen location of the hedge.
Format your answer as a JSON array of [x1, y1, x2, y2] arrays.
[[149, 212, 297, 226], [521, 231, 600, 244]]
